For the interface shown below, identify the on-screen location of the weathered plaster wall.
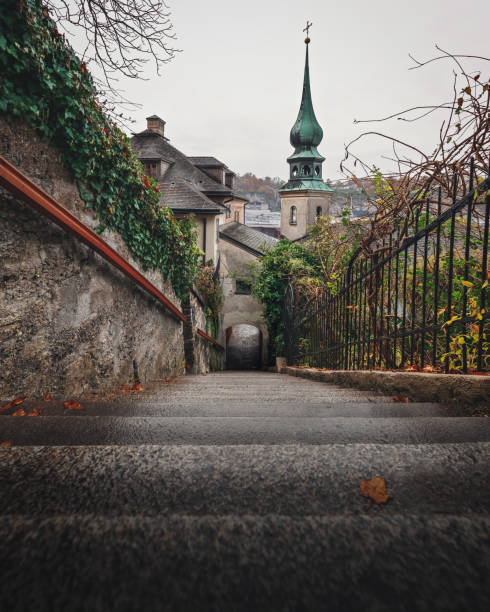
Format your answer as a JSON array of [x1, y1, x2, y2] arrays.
[[182, 290, 224, 374], [0, 116, 187, 398], [218, 239, 269, 365], [280, 191, 332, 240]]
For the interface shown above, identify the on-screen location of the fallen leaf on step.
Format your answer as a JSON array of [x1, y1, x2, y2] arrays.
[[360, 477, 391, 504], [28, 409, 41, 416], [121, 385, 131, 391], [131, 381, 143, 391], [43, 393, 53, 402], [63, 400, 84, 410], [393, 395, 409, 403], [1, 441, 13, 447], [1, 395, 28, 412], [12, 408, 26, 416], [12, 396, 27, 406]]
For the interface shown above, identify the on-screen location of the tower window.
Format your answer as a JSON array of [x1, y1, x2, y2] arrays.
[[303, 165, 311, 176], [292, 166, 298, 177], [315, 166, 321, 176], [290, 206, 297, 225], [316, 206, 322, 220]]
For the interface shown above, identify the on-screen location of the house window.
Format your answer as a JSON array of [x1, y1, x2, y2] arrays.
[[143, 161, 160, 179], [234, 210, 240, 222], [235, 279, 252, 295], [316, 206, 322, 220], [290, 206, 297, 225]]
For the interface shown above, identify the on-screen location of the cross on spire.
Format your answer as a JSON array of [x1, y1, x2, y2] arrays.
[[303, 21, 312, 39]]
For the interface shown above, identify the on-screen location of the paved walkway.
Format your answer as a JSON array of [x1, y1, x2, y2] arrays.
[[1, 371, 489, 611]]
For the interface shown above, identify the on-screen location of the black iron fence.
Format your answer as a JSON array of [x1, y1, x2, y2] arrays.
[[284, 161, 490, 374]]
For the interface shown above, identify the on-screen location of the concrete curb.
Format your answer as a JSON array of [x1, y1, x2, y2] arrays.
[[280, 366, 489, 412]]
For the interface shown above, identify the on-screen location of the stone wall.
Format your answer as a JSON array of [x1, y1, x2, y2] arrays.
[[0, 116, 191, 398], [218, 239, 269, 365]]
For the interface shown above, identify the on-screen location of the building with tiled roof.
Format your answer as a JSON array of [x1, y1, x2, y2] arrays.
[[131, 115, 277, 367]]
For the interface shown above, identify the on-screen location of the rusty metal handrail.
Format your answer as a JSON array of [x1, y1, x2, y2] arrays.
[[197, 328, 224, 350], [0, 155, 226, 351], [0, 155, 187, 322]]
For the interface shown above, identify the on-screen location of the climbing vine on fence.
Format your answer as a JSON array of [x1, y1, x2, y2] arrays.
[[0, 0, 201, 298]]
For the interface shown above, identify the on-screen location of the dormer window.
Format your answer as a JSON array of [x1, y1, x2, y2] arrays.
[[290, 206, 297, 225]]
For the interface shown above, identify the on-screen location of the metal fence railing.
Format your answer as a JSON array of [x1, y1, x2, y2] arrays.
[[284, 160, 490, 374]]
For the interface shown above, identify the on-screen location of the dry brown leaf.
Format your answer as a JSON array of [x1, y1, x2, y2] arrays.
[[393, 395, 409, 403], [131, 381, 143, 391], [1, 441, 13, 447], [63, 400, 84, 411], [43, 393, 53, 402], [360, 477, 391, 504], [12, 408, 26, 417], [0, 402, 13, 413], [28, 409, 41, 417], [120, 385, 131, 391], [421, 365, 438, 373], [12, 396, 27, 406]]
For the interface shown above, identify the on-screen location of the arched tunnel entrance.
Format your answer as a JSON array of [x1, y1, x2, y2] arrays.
[[226, 324, 262, 370]]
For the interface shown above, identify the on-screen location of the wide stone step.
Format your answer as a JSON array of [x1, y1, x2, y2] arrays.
[[1, 514, 488, 612], [1, 400, 458, 417], [1, 443, 488, 516], [2, 415, 489, 446]]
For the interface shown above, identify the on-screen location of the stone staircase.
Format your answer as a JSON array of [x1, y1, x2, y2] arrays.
[[1, 371, 489, 611]]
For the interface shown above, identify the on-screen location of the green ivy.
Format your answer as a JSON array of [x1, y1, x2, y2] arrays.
[[253, 239, 321, 361], [0, 0, 201, 298]]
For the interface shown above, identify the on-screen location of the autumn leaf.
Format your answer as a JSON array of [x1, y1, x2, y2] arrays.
[[13, 408, 26, 416], [12, 396, 27, 406], [121, 385, 131, 391], [63, 400, 84, 410], [43, 393, 53, 402], [421, 364, 438, 373], [1, 441, 13, 447], [28, 409, 41, 417], [463, 86, 471, 95], [360, 477, 391, 504], [393, 395, 409, 403], [131, 381, 143, 391], [461, 280, 474, 288]]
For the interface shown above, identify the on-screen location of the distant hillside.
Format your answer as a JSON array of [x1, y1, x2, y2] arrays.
[[236, 174, 283, 211], [236, 173, 372, 217]]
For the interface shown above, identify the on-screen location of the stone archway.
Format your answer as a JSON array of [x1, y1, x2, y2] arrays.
[[225, 324, 262, 370]]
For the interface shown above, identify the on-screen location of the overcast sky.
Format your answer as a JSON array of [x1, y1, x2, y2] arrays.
[[91, 0, 489, 180]]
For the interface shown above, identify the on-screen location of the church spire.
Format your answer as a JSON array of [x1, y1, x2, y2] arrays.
[[289, 36, 323, 150], [279, 23, 332, 194]]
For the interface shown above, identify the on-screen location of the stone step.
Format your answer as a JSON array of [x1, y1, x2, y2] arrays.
[[1, 443, 488, 516], [1, 513, 488, 611], [0, 400, 459, 417], [1, 415, 489, 446]]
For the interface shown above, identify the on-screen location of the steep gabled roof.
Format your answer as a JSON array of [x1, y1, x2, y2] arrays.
[[130, 131, 232, 200], [187, 156, 229, 169], [220, 222, 278, 256], [160, 180, 224, 213]]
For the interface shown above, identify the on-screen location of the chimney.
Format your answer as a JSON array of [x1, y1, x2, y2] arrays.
[[146, 115, 166, 137]]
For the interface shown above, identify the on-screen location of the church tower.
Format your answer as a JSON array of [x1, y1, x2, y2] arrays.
[[279, 25, 333, 240]]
